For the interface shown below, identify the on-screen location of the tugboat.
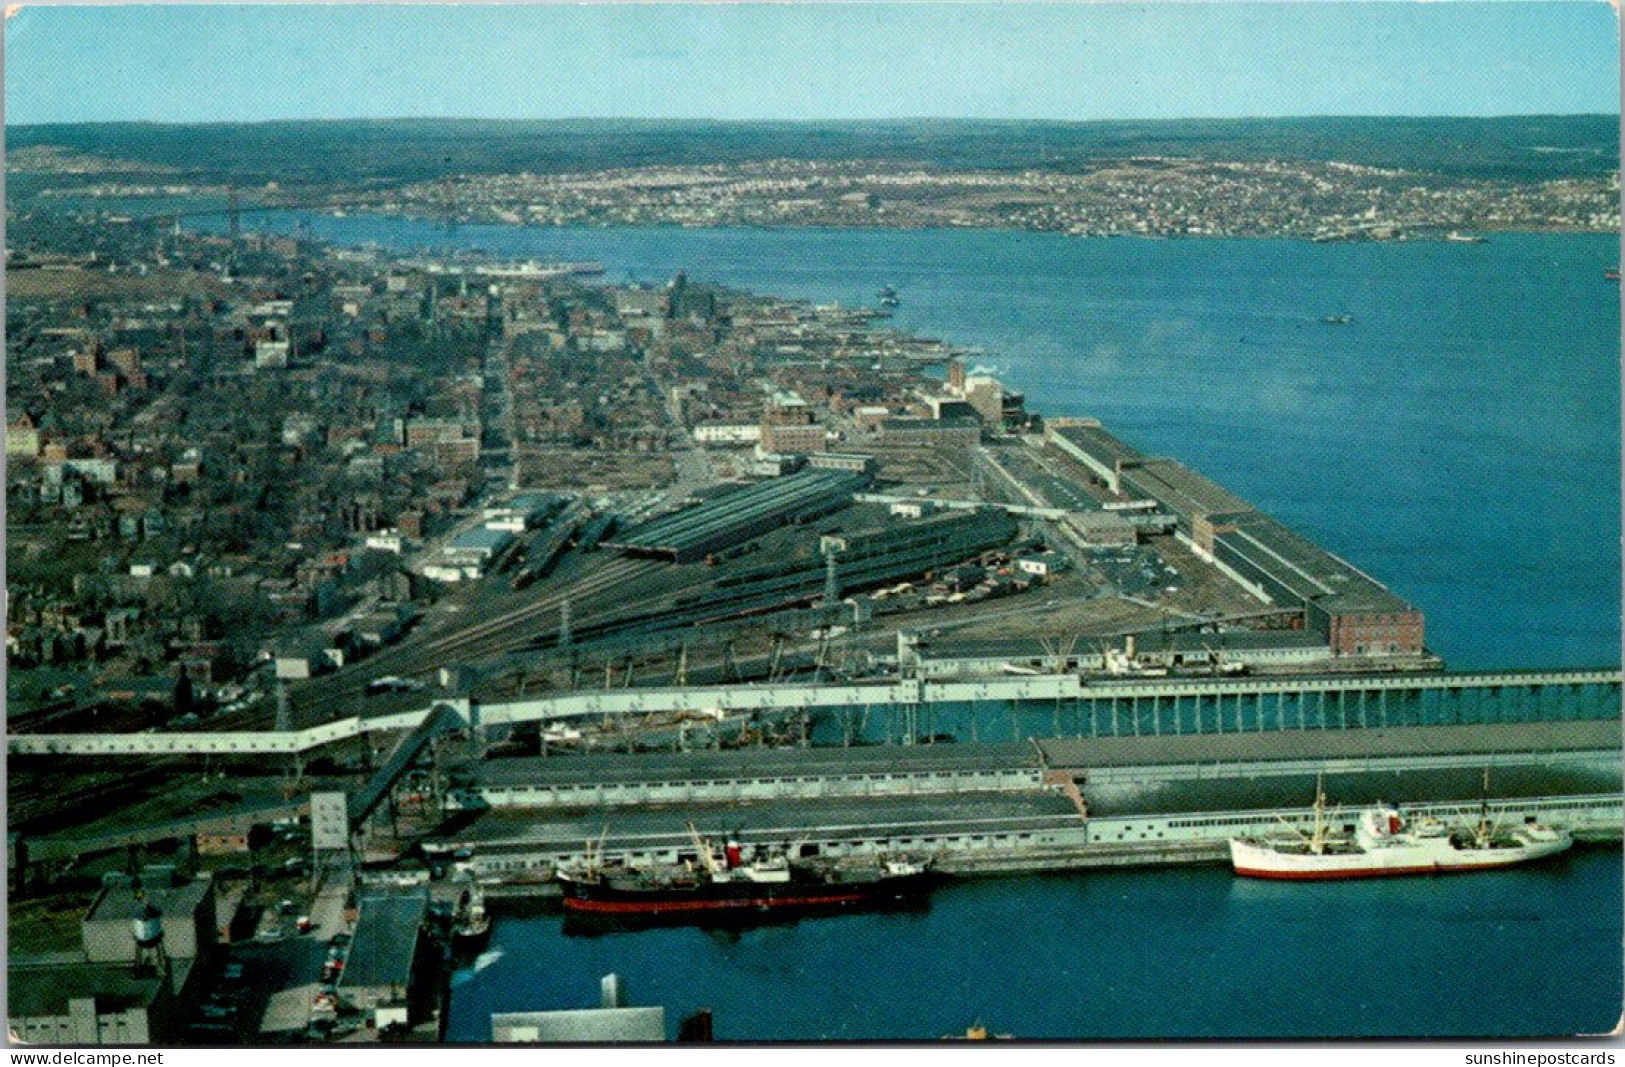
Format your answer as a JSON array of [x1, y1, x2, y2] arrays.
[[557, 824, 935, 918], [1229, 778, 1572, 881], [878, 285, 901, 310], [452, 885, 491, 952]]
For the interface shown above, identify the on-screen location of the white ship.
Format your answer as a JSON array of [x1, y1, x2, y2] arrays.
[[1229, 779, 1573, 881]]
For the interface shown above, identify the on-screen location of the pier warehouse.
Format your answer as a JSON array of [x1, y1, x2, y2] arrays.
[[1046, 420, 1423, 657]]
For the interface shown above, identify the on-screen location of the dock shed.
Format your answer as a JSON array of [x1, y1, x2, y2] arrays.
[[337, 890, 431, 1026]]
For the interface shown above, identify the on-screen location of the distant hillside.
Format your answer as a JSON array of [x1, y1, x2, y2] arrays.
[[7, 115, 1619, 189]]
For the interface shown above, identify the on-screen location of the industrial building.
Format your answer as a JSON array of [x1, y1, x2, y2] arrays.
[[426, 525, 515, 582], [10, 874, 212, 1045], [653, 507, 1020, 625], [912, 630, 1333, 678], [337, 889, 431, 1029], [8, 961, 196, 1045], [492, 975, 666, 1043], [1046, 419, 1425, 656], [878, 416, 981, 450], [607, 469, 869, 563], [493, 1006, 666, 1044], [691, 423, 761, 446], [82, 876, 217, 964], [807, 452, 877, 475], [1045, 420, 1147, 493]]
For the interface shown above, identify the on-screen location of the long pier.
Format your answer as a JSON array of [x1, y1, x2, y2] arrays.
[[452, 792, 1624, 881], [8, 667, 1619, 757]]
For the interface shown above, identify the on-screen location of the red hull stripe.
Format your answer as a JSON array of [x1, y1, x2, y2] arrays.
[[1235, 861, 1526, 881], [563, 892, 873, 914]]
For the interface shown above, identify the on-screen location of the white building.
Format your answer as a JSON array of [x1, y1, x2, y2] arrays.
[[692, 424, 762, 446]]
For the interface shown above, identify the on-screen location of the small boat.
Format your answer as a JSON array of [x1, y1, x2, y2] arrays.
[[1606, 268, 1620, 282], [1320, 314, 1355, 325], [557, 823, 936, 919], [878, 285, 901, 310], [1229, 778, 1572, 881], [1445, 231, 1488, 244]]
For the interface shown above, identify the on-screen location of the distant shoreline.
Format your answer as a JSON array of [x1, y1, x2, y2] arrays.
[[208, 207, 1615, 246]]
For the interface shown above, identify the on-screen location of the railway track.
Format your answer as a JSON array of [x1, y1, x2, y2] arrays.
[[277, 555, 672, 724]]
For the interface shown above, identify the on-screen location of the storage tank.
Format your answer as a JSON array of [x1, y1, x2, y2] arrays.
[[132, 902, 164, 948]]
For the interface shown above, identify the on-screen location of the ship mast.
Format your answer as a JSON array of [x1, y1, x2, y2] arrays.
[[1310, 774, 1328, 856], [1275, 775, 1330, 855], [687, 822, 721, 876], [1476, 767, 1494, 848]]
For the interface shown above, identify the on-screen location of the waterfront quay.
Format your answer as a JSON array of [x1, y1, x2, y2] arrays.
[[438, 718, 1621, 883], [11, 670, 1618, 883]]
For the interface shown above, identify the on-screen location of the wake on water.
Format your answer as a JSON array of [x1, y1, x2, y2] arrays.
[[452, 947, 505, 987]]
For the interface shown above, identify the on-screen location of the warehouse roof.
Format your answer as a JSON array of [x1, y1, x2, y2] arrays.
[[448, 526, 514, 553], [1219, 515, 1415, 615], [86, 877, 212, 925], [339, 891, 428, 991], [494, 1007, 666, 1043], [9, 960, 191, 1018], [1035, 719, 1620, 770], [608, 469, 865, 557], [920, 630, 1328, 663], [455, 791, 1081, 849], [1051, 424, 1147, 469], [1120, 458, 1254, 522], [469, 742, 1039, 788]]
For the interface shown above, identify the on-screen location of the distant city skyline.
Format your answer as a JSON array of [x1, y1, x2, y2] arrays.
[[5, 2, 1620, 126]]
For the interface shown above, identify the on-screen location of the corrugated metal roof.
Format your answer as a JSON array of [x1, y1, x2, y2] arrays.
[[339, 890, 428, 991]]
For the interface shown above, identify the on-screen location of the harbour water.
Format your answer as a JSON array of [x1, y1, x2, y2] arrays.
[[200, 214, 1622, 1038], [445, 848, 1622, 1041]]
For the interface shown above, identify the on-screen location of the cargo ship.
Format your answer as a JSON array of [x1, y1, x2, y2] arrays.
[[557, 825, 936, 917], [1229, 780, 1572, 881]]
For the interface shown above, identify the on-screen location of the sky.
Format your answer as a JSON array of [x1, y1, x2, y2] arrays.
[[4, 2, 1620, 125]]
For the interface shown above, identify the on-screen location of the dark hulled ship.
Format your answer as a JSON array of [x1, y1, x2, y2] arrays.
[[557, 826, 936, 918]]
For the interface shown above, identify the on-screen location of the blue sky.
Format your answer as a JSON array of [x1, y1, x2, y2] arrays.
[[5, 3, 1619, 125]]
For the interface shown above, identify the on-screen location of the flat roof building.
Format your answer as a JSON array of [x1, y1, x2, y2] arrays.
[[1048, 418, 1424, 658], [9, 959, 196, 1046], [1045, 420, 1148, 492], [83, 877, 216, 964], [338, 890, 430, 1026], [493, 1007, 666, 1043], [607, 469, 867, 563]]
